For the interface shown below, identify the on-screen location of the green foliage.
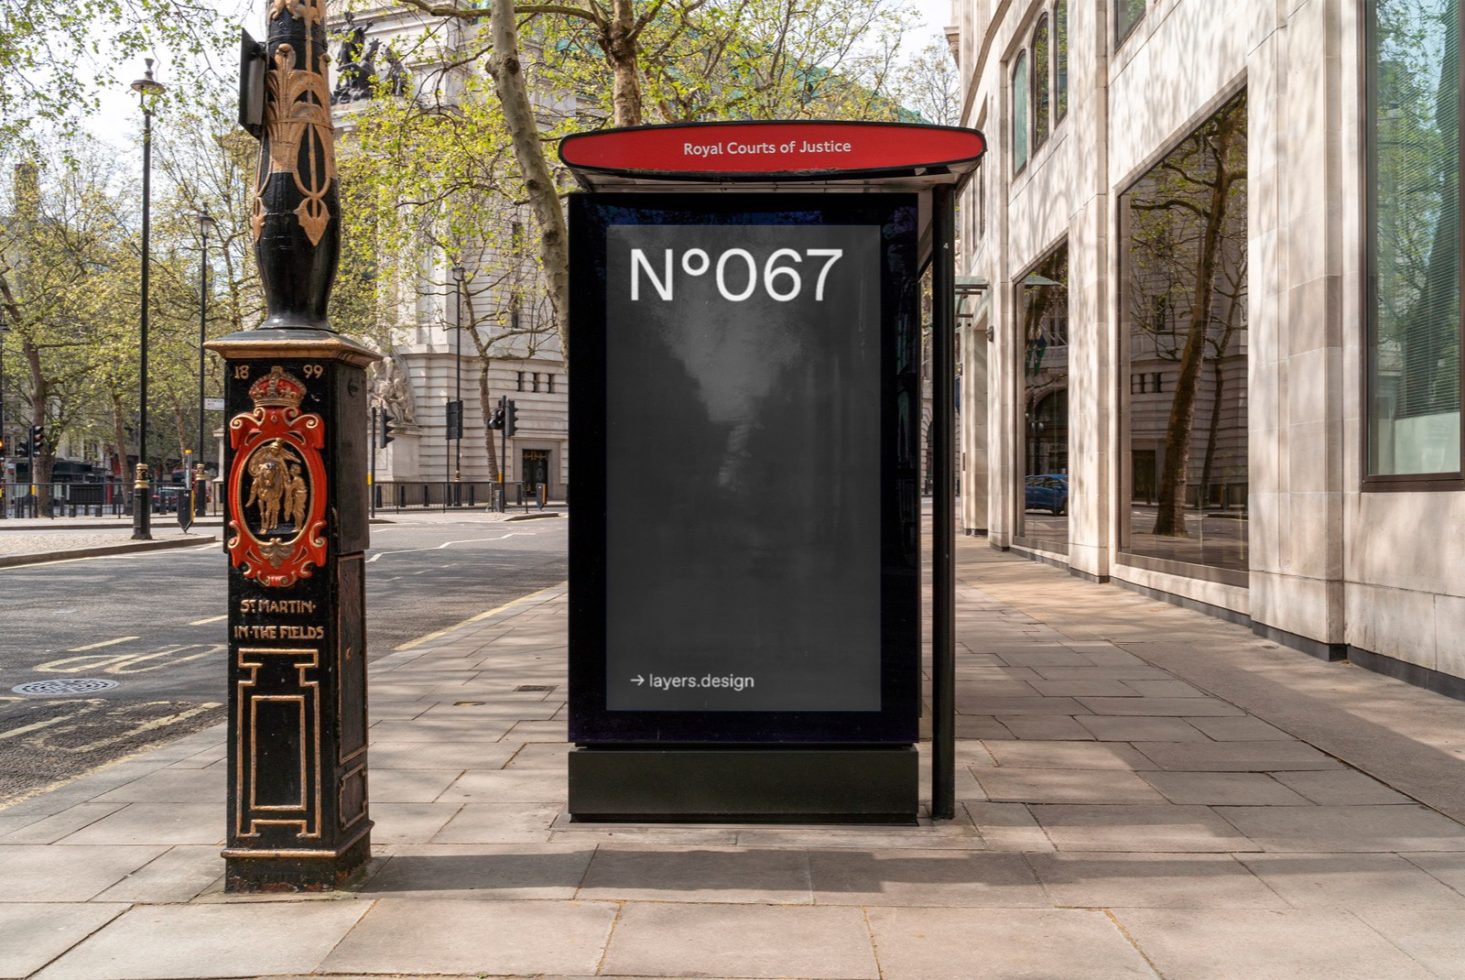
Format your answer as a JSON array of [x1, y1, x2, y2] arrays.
[[0, 0, 241, 143]]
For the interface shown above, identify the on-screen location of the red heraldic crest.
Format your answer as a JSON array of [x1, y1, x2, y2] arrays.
[[227, 366, 328, 587]]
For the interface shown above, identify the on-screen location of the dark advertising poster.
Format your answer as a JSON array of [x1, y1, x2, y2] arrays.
[[607, 222, 881, 712], [570, 194, 919, 743]]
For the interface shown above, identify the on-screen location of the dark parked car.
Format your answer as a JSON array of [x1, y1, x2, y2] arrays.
[[153, 485, 188, 513], [1024, 474, 1069, 515]]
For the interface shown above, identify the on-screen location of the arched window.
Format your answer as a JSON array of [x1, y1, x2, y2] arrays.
[[1013, 50, 1029, 174], [1033, 14, 1050, 149], [1055, 0, 1069, 122]]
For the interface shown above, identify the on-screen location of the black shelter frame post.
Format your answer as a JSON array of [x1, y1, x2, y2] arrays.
[[560, 121, 983, 821], [930, 183, 957, 821]]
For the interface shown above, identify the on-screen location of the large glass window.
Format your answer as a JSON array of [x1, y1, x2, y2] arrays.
[[1370, 0, 1462, 478], [1117, 0, 1145, 45], [1033, 15, 1051, 150], [1017, 244, 1070, 554], [1119, 90, 1249, 579], [1056, 0, 1069, 122], [1013, 51, 1029, 174]]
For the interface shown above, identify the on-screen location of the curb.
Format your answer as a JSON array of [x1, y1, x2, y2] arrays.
[[505, 512, 563, 522], [0, 521, 225, 531], [0, 535, 219, 570]]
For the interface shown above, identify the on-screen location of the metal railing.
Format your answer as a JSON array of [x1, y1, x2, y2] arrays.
[[369, 480, 557, 515], [1, 480, 131, 519]]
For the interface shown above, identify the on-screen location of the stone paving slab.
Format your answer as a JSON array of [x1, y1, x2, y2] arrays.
[[1026, 851, 1288, 910], [33, 902, 371, 979], [601, 903, 879, 979], [5, 538, 1465, 977], [0, 904, 127, 980], [1111, 907, 1432, 979], [865, 906, 1156, 979], [323, 898, 615, 977]]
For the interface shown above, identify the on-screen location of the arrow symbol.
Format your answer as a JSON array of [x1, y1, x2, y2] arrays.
[[631, 674, 645, 686]]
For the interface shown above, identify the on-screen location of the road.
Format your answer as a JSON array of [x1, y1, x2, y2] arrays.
[[0, 515, 567, 804]]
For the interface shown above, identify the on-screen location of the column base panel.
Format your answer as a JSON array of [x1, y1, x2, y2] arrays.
[[223, 824, 372, 893]]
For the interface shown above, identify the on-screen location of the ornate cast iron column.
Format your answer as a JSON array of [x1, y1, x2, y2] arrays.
[[208, 0, 379, 891]]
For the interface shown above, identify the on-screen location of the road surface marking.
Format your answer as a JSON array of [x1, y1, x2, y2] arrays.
[[38, 644, 223, 675], [51, 702, 223, 754], [0, 709, 86, 741], [190, 614, 228, 625], [366, 532, 538, 563], [67, 636, 140, 652], [394, 582, 564, 651]]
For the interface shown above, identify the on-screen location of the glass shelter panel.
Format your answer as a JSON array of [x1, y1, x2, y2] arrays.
[[1119, 90, 1249, 576], [1370, 0, 1462, 477]]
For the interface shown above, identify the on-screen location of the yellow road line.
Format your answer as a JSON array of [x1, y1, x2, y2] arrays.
[[60, 702, 223, 754], [66, 636, 139, 652], [0, 710, 84, 741], [394, 583, 564, 651]]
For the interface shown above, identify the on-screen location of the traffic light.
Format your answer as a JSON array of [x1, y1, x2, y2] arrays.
[[0, 433, 6, 455], [381, 412, 395, 447], [504, 399, 518, 438], [445, 399, 463, 440], [489, 401, 505, 430], [29, 424, 43, 455]]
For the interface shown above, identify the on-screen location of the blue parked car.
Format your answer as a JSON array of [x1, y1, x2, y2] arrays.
[[1025, 474, 1069, 515]]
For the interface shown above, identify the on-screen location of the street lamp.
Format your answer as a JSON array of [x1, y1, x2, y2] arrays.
[[451, 263, 464, 497], [131, 58, 165, 540], [195, 210, 217, 518]]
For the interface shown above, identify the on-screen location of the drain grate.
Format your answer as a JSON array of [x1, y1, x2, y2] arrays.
[[515, 684, 555, 692], [12, 678, 119, 697]]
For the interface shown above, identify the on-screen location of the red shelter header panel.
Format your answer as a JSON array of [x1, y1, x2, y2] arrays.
[[560, 121, 987, 181]]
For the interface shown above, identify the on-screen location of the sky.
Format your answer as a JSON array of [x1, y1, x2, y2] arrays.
[[88, 0, 954, 152]]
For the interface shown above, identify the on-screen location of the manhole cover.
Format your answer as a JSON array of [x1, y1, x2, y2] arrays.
[[12, 678, 119, 697]]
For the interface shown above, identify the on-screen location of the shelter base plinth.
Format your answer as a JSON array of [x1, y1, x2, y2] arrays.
[[568, 746, 918, 823]]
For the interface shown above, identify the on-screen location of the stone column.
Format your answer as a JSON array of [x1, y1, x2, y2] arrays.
[[208, 0, 379, 891]]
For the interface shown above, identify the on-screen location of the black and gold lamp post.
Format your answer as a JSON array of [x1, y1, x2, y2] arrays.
[[208, 0, 378, 891], [131, 59, 165, 540], [194, 210, 217, 519], [451, 263, 464, 499]]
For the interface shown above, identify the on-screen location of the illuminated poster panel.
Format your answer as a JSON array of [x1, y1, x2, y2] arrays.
[[569, 194, 919, 743]]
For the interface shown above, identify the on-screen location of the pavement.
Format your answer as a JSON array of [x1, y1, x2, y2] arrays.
[[4, 535, 1465, 978], [0, 506, 563, 565]]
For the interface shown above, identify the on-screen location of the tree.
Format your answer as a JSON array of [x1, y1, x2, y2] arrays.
[[347, 0, 919, 360], [0, 144, 142, 505], [0, 0, 234, 142]]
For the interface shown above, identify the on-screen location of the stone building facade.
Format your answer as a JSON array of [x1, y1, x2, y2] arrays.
[[953, 0, 1465, 691], [335, 8, 569, 498]]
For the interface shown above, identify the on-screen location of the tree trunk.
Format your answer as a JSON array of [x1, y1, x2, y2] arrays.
[[24, 339, 53, 512], [478, 360, 501, 481], [487, 0, 572, 360], [1199, 285, 1242, 512], [1152, 119, 1240, 536], [172, 396, 189, 474], [607, 0, 643, 127], [1199, 359, 1224, 511], [110, 391, 128, 478]]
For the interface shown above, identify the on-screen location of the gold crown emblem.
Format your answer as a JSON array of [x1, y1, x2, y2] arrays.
[[249, 366, 307, 409]]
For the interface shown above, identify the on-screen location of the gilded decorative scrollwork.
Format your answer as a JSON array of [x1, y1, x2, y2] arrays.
[[253, 0, 335, 247]]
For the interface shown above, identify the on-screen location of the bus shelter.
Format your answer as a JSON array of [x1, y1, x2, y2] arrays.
[[560, 121, 986, 821]]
